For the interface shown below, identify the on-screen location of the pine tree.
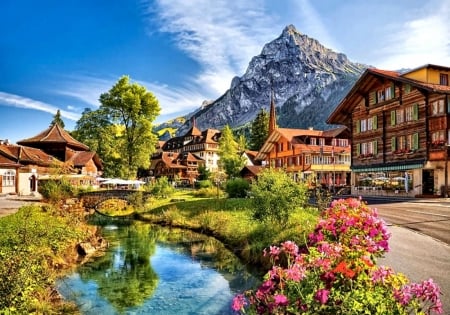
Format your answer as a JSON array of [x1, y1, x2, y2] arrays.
[[249, 108, 269, 150], [51, 109, 65, 128]]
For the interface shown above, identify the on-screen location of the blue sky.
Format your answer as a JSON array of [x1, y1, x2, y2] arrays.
[[1, 0, 450, 143]]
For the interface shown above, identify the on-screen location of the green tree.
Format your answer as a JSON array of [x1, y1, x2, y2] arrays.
[[51, 109, 65, 128], [250, 168, 308, 227], [249, 108, 269, 150], [73, 76, 161, 178], [218, 125, 246, 178], [72, 108, 127, 177]]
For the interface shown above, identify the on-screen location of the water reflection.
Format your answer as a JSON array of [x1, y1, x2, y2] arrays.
[[57, 219, 258, 315]]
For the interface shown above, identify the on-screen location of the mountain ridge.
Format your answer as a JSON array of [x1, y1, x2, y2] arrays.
[[156, 24, 368, 137]]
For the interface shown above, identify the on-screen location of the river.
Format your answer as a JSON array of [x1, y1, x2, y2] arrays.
[[57, 218, 259, 314]]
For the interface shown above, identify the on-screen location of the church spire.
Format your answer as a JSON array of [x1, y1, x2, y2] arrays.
[[269, 90, 277, 134]]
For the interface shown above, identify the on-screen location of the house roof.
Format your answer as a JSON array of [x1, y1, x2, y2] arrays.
[[66, 151, 102, 169], [240, 165, 263, 177], [0, 144, 59, 166], [255, 126, 350, 160], [17, 123, 90, 151], [327, 67, 450, 125]]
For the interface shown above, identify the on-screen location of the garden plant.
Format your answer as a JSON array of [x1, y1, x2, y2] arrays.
[[232, 197, 443, 314]]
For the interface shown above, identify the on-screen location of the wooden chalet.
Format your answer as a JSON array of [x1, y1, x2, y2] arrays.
[[327, 64, 450, 197], [160, 120, 221, 172], [0, 142, 60, 195], [17, 123, 103, 177], [149, 151, 203, 185], [255, 96, 352, 189]]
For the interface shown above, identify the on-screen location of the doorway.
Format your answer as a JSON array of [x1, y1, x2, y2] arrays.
[[422, 170, 434, 195]]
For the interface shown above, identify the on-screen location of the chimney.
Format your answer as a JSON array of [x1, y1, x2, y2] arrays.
[[308, 127, 314, 130], [269, 91, 277, 134]]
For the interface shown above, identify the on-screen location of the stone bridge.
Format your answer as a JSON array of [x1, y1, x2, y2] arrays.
[[79, 190, 152, 209]]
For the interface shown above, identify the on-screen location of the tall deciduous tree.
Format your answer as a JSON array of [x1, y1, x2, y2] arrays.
[[73, 76, 160, 178], [249, 108, 269, 150], [218, 125, 246, 178], [51, 109, 65, 128]]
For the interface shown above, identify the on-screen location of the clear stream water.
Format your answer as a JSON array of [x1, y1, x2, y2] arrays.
[[57, 220, 259, 315]]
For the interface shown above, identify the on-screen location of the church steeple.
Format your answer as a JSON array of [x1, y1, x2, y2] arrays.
[[269, 91, 277, 134]]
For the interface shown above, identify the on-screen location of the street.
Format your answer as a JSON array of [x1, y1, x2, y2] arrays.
[[361, 197, 450, 314], [363, 197, 450, 245]]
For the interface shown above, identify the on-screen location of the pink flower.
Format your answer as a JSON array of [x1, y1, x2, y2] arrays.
[[281, 240, 299, 257], [231, 294, 247, 311], [285, 264, 306, 281], [314, 288, 330, 304], [274, 294, 289, 306]]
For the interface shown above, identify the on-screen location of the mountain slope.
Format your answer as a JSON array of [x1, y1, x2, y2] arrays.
[[176, 24, 367, 135]]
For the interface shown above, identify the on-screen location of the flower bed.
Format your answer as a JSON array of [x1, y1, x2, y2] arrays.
[[232, 198, 443, 314]]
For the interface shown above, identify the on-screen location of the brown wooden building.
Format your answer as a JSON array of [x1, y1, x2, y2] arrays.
[[255, 95, 352, 190], [327, 64, 450, 197]]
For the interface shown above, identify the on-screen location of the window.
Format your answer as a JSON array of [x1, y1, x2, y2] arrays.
[[360, 119, 367, 132], [310, 138, 317, 145], [405, 104, 418, 121], [432, 100, 445, 115], [440, 73, 449, 86], [318, 138, 325, 146], [396, 109, 404, 124], [404, 84, 411, 94], [385, 86, 391, 100], [432, 131, 445, 142], [2, 170, 15, 187], [377, 90, 385, 102]]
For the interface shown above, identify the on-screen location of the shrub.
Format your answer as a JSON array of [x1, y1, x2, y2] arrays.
[[232, 198, 443, 315], [225, 178, 250, 198], [196, 179, 213, 189], [250, 168, 308, 228], [192, 187, 224, 198], [38, 178, 76, 203], [147, 177, 174, 198]]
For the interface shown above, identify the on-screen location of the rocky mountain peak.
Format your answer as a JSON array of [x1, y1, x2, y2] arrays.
[[174, 24, 367, 136]]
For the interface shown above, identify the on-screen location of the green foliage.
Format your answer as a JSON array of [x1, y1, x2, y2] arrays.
[[196, 179, 213, 188], [218, 125, 247, 178], [249, 108, 269, 150], [250, 168, 309, 227], [0, 205, 90, 313], [38, 178, 76, 203], [50, 109, 65, 128], [73, 75, 161, 178], [192, 187, 223, 198], [225, 178, 250, 198], [147, 177, 174, 198], [197, 164, 211, 181]]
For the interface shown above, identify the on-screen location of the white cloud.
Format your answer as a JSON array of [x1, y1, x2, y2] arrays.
[[0, 91, 80, 121], [144, 0, 282, 96], [372, 1, 450, 69]]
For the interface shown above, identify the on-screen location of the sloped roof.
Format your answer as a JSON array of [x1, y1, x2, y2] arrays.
[[327, 67, 450, 125], [0, 144, 59, 166], [17, 123, 90, 151], [66, 151, 102, 169]]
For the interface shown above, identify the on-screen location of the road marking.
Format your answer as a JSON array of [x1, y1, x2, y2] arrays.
[[395, 207, 450, 218]]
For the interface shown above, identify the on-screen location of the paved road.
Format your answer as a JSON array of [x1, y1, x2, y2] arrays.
[[363, 198, 450, 314]]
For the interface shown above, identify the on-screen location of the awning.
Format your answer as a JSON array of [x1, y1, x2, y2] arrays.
[[351, 160, 424, 173]]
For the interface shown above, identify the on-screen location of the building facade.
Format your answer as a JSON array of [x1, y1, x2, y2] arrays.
[[327, 64, 450, 197]]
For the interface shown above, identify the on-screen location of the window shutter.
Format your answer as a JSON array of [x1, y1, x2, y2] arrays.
[[373, 115, 378, 129], [370, 91, 376, 105], [405, 84, 411, 94], [391, 137, 397, 151], [390, 83, 395, 99], [373, 140, 378, 154], [356, 120, 360, 133], [413, 133, 419, 150], [447, 97, 450, 113], [391, 111, 396, 126], [413, 103, 419, 120], [356, 143, 360, 156]]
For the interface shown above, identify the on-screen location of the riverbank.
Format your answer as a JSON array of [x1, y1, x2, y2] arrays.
[[0, 198, 103, 314]]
